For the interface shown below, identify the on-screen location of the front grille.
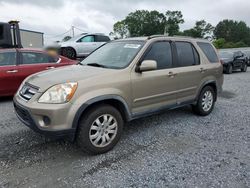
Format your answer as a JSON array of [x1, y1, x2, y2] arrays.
[[19, 84, 39, 101]]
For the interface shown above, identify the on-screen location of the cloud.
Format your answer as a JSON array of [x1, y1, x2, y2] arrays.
[[0, 0, 249, 43], [0, 0, 64, 7]]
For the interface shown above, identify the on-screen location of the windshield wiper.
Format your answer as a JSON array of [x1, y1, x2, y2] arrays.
[[86, 63, 106, 68]]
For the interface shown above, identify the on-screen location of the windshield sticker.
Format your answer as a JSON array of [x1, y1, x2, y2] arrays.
[[124, 44, 141, 49]]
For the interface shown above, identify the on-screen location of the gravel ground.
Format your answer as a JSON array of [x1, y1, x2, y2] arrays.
[[0, 70, 250, 188]]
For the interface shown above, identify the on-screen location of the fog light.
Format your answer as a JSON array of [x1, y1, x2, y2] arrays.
[[43, 116, 51, 126]]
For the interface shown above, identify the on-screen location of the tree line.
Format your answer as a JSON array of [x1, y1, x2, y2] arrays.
[[110, 10, 250, 49]]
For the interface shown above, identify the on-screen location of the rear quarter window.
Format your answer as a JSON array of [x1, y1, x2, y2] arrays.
[[197, 42, 219, 63]]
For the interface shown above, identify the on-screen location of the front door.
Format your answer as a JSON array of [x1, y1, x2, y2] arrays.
[[76, 35, 97, 56], [131, 41, 178, 115]]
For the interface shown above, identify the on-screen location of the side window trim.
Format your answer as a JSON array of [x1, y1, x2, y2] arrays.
[[137, 40, 174, 69], [16, 49, 21, 65], [191, 45, 200, 65]]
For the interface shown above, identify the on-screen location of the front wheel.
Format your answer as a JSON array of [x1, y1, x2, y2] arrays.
[[76, 105, 124, 155], [192, 86, 216, 116], [62, 47, 76, 60], [241, 63, 247, 72], [226, 64, 233, 74]]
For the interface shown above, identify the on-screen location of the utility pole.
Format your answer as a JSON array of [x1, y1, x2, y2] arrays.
[[72, 26, 75, 37]]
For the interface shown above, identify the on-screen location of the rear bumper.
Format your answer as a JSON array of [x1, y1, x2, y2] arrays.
[[13, 98, 76, 140]]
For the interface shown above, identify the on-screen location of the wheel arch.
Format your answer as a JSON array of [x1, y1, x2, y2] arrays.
[[72, 95, 132, 130], [196, 80, 218, 102], [60, 46, 77, 57]]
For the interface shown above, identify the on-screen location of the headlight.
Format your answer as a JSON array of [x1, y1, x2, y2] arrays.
[[38, 82, 78, 104]]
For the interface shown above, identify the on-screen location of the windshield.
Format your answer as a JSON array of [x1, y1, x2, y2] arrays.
[[219, 51, 233, 59], [80, 41, 145, 69]]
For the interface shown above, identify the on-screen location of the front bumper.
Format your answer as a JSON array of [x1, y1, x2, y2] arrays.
[[13, 97, 76, 140]]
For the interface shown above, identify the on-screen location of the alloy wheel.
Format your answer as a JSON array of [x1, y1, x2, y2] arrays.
[[89, 114, 118, 148]]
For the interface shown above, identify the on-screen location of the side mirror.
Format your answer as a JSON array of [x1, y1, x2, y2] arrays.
[[136, 60, 157, 72]]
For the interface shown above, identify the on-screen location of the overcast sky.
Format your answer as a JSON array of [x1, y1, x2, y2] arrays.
[[0, 0, 249, 43]]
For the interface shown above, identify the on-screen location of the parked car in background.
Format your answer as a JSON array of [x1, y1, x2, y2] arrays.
[[47, 33, 110, 60], [242, 50, 250, 66], [219, 51, 248, 74], [0, 48, 77, 97], [14, 36, 223, 154]]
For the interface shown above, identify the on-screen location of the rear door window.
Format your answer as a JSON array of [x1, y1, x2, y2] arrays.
[[95, 35, 110, 42], [175, 42, 199, 67], [0, 51, 16, 66], [21, 52, 55, 65], [197, 42, 219, 63], [143, 41, 173, 70]]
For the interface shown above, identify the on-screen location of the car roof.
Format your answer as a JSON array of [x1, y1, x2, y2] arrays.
[[0, 48, 44, 53]]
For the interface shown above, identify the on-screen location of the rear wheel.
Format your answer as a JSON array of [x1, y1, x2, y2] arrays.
[[76, 105, 124, 154], [192, 86, 216, 116], [241, 63, 247, 72], [226, 64, 233, 74]]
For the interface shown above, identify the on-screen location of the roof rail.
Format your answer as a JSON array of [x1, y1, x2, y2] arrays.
[[172, 35, 194, 38], [147, 35, 168, 39], [172, 35, 207, 40]]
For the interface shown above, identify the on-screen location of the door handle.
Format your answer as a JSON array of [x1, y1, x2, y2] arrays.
[[6, 70, 18, 73], [46, 66, 55, 70], [200, 68, 207, 73], [167, 71, 177, 77]]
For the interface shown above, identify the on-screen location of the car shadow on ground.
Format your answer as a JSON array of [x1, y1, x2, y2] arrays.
[[0, 96, 13, 103], [0, 105, 194, 163]]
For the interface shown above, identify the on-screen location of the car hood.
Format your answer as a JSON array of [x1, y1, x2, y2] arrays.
[[220, 58, 233, 64], [26, 65, 116, 92]]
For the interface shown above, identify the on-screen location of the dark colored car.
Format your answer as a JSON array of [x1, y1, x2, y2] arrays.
[[242, 50, 250, 66], [219, 51, 248, 74], [0, 48, 77, 97]]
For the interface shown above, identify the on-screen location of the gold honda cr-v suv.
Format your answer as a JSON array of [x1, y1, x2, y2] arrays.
[[14, 36, 223, 154]]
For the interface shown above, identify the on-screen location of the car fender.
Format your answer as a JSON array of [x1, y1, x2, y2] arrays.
[[71, 94, 131, 130]]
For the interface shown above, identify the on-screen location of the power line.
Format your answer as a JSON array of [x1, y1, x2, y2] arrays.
[[43, 26, 88, 41], [44, 28, 72, 39], [73, 26, 87, 33]]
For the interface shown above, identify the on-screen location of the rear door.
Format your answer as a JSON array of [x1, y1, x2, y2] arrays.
[[16, 51, 60, 84], [172, 41, 202, 104], [0, 50, 19, 96]]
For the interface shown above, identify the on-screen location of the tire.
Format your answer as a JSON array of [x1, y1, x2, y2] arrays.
[[76, 105, 124, 155], [192, 86, 216, 116], [62, 47, 76, 60], [241, 63, 247, 72], [226, 64, 233, 74]]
